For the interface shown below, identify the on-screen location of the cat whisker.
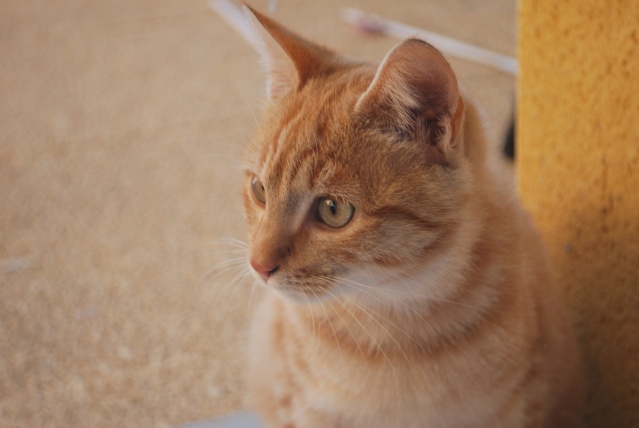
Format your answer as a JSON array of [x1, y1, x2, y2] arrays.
[[247, 280, 260, 311], [197, 152, 245, 164], [324, 275, 439, 336], [331, 290, 397, 377], [320, 286, 370, 369], [211, 266, 254, 306], [328, 275, 417, 315], [301, 288, 318, 350], [313, 276, 396, 374], [328, 274, 473, 309], [328, 275, 435, 343], [200, 248, 248, 257], [210, 237, 249, 249], [308, 286, 344, 364], [314, 276, 392, 366], [334, 277, 440, 350], [206, 256, 248, 271], [207, 274, 244, 311], [222, 110, 259, 142], [208, 259, 250, 285], [227, 273, 255, 319], [236, 80, 265, 141], [195, 237, 251, 307], [339, 293, 416, 377], [224, 268, 253, 290], [200, 257, 248, 285], [319, 277, 418, 370]]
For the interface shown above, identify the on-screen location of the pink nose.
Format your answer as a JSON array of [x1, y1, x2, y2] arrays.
[[250, 259, 280, 281]]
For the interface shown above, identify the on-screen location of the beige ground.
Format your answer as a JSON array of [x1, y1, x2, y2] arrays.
[[0, 1, 515, 426]]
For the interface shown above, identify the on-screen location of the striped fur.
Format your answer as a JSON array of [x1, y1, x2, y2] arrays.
[[241, 7, 583, 427]]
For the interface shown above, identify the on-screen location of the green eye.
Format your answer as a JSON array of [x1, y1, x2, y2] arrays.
[[317, 197, 355, 228], [251, 175, 266, 204]]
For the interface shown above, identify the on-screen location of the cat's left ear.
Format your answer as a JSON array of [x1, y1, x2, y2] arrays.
[[355, 39, 464, 164], [243, 6, 340, 100]]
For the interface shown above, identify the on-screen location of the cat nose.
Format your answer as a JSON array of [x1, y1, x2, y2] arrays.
[[250, 259, 280, 281]]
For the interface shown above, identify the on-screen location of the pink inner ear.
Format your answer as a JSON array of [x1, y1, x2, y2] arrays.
[[422, 109, 437, 121]]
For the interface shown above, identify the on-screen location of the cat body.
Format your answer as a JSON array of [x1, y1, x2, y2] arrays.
[[238, 7, 583, 427]]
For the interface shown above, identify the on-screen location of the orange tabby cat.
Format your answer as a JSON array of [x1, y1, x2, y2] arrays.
[[239, 6, 583, 428]]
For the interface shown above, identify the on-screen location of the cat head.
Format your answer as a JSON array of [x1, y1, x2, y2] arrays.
[[241, 6, 474, 304]]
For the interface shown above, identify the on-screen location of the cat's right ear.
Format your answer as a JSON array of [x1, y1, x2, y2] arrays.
[[243, 6, 338, 100]]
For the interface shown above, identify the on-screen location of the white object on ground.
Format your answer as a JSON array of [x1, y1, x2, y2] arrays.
[[340, 7, 518, 74], [209, 0, 260, 49]]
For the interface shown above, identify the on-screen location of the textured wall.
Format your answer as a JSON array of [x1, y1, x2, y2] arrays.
[[518, 1, 639, 426]]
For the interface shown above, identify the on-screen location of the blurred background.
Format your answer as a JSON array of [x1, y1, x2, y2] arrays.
[[0, 0, 515, 426]]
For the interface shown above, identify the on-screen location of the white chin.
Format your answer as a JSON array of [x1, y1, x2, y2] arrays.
[[272, 285, 330, 305]]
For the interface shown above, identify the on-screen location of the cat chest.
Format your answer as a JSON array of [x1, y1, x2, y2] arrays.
[[276, 318, 526, 426]]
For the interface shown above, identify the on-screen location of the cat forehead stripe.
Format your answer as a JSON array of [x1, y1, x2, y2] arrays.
[[263, 105, 331, 191]]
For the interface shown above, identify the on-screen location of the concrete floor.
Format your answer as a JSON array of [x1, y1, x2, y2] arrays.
[[0, 0, 515, 426]]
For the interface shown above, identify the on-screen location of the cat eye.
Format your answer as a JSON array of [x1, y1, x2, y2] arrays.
[[317, 197, 355, 228], [251, 175, 266, 204]]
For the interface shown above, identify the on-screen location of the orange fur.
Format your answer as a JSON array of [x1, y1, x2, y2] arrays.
[[240, 7, 583, 427]]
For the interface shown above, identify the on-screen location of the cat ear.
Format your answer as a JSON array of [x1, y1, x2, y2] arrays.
[[243, 5, 339, 100], [355, 39, 464, 164]]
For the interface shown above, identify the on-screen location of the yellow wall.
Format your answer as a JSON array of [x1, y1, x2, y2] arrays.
[[518, 1, 639, 426]]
